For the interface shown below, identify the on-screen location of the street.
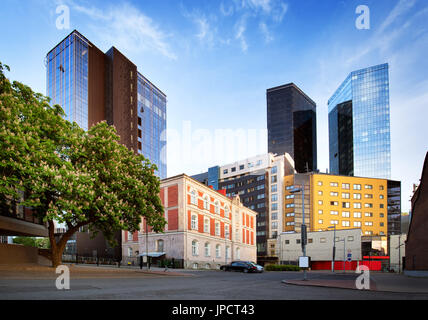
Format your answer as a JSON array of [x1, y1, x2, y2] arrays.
[[1, 265, 428, 300]]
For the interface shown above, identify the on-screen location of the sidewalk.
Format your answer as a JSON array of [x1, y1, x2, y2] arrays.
[[282, 272, 428, 293]]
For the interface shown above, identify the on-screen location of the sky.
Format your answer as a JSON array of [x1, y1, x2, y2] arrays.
[[1, 0, 428, 212]]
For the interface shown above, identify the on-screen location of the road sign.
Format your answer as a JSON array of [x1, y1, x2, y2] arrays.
[[347, 253, 352, 262], [299, 256, 310, 268]]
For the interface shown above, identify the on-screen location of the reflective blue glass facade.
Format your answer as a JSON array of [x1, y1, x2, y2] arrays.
[[328, 64, 391, 179], [137, 73, 167, 179], [46, 32, 89, 130]]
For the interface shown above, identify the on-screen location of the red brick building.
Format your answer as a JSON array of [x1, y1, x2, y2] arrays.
[[122, 174, 258, 269]]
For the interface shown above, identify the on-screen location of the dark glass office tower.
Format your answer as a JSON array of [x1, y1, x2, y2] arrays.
[[328, 63, 391, 179], [267, 83, 317, 173]]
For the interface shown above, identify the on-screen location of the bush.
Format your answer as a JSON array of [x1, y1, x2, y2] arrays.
[[265, 264, 301, 271]]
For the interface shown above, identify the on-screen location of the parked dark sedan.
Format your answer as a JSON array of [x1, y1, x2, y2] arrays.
[[220, 261, 261, 273]]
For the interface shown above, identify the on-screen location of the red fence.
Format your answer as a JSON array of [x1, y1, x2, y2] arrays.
[[311, 260, 382, 271]]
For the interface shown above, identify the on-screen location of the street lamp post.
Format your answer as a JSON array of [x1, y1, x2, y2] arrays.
[[328, 225, 337, 272], [290, 184, 307, 281]]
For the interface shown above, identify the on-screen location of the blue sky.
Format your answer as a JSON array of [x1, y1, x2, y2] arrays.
[[1, 0, 428, 212]]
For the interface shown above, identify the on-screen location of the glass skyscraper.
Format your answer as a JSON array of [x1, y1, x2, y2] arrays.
[[137, 73, 167, 179], [46, 30, 167, 179], [46, 32, 89, 130], [328, 63, 391, 179], [267, 83, 317, 173]]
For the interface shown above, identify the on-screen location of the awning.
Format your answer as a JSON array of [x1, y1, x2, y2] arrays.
[[138, 252, 166, 257]]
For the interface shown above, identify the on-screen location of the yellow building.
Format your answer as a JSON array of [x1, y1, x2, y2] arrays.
[[283, 173, 388, 237]]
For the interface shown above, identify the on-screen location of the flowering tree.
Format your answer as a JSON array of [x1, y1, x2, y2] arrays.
[[0, 62, 165, 267]]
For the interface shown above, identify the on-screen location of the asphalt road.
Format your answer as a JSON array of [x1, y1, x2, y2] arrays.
[[1, 268, 428, 300]]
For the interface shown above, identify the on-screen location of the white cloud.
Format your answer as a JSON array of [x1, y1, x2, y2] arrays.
[[235, 16, 248, 52], [68, 1, 177, 60], [259, 22, 274, 43]]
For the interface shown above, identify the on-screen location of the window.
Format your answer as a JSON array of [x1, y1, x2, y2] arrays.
[[192, 240, 199, 256], [296, 239, 301, 244], [318, 200, 323, 205], [380, 213, 384, 218], [330, 211, 339, 215], [271, 194, 278, 202], [380, 185, 384, 190], [342, 202, 350, 208], [365, 222, 373, 226], [272, 222, 278, 230], [286, 222, 295, 226], [204, 243, 210, 257], [365, 212, 373, 217], [271, 184, 277, 192], [348, 236, 354, 241], [271, 212, 278, 220], [308, 239, 313, 244], [342, 211, 350, 218], [318, 210, 323, 214], [225, 224, 230, 238], [330, 201, 338, 206], [354, 203, 362, 209], [128, 231, 133, 241], [191, 215, 197, 230], [380, 222, 384, 227], [223, 169, 228, 174], [285, 194, 295, 199], [231, 167, 236, 172], [330, 192, 338, 197], [257, 175, 264, 181], [190, 190, 197, 205], [320, 238, 326, 243], [353, 184, 361, 190], [156, 239, 164, 252], [285, 240, 290, 245], [317, 181, 323, 186], [286, 213, 295, 217], [215, 222, 220, 236], [271, 176, 277, 183], [216, 245, 221, 258], [365, 184, 373, 189], [365, 231, 373, 235], [353, 193, 361, 199], [318, 191, 323, 195], [193, 263, 198, 269], [342, 221, 350, 227], [354, 221, 362, 227], [342, 193, 350, 199], [271, 166, 277, 174], [380, 194, 384, 199], [354, 212, 362, 218], [365, 203, 373, 208], [203, 196, 209, 210], [204, 218, 209, 233], [330, 182, 338, 187], [225, 206, 230, 218], [214, 201, 220, 214], [272, 203, 279, 210], [365, 194, 373, 199], [331, 220, 339, 225], [128, 247, 133, 257], [239, 165, 244, 170], [342, 183, 350, 189], [285, 204, 294, 208], [380, 204, 384, 208], [318, 219, 323, 224]]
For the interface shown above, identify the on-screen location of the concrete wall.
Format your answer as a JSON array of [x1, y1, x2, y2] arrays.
[[278, 228, 362, 262], [389, 234, 406, 272], [0, 244, 38, 264]]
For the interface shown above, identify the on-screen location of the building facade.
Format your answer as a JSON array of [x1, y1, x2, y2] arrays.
[[46, 30, 167, 261], [122, 175, 258, 269], [267, 83, 317, 173], [277, 228, 362, 263], [46, 30, 167, 178], [405, 152, 428, 275], [192, 153, 296, 264], [328, 63, 391, 179]]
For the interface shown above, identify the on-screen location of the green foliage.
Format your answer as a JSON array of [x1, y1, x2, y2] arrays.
[[0, 61, 165, 266], [265, 264, 301, 271], [12, 237, 50, 248]]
